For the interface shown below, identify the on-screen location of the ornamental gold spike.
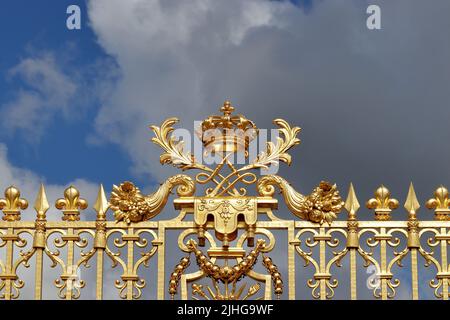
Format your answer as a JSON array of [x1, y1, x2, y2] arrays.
[[0, 185, 28, 221], [344, 183, 359, 220], [426, 185, 450, 221], [404, 182, 420, 219], [405, 182, 420, 248], [345, 183, 359, 248], [33, 184, 48, 249], [55, 185, 88, 221], [93, 184, 108, 249], [34, 183, 49, 220], [366, 185, 399, 221], [93, 184, 109, 220]]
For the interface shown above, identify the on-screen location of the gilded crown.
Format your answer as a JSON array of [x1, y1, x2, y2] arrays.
[[197, 101, 258, 155]]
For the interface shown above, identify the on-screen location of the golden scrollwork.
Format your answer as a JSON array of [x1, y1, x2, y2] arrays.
[[118, 101, 342, 224], [240, 118, 300, 171], [1, 102, 450, 301], [109, 100, 344, 249], [151, 118, 210, 171], [257, 175, 344, 224], [110, 174, 195, 223]]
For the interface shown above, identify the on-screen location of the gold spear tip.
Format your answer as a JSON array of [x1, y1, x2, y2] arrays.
[[34, 183, 49, 214], [344, 182, 360, 214], [404, 182, 420, 213], [93, 184, 109, 216]]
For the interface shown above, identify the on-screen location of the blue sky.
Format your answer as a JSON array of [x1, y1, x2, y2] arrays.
[[0, 0, 133, 188], [0, 0, 314, 188]]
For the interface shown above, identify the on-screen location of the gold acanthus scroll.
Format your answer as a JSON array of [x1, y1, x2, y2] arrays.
[[257, 175, 344, 224], [110, 174, 195, 224]]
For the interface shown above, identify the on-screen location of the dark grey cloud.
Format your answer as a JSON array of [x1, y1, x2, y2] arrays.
[[88, 0, 450, 222]]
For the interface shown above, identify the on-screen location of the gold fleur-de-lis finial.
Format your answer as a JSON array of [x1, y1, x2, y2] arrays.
[[404, 182, 420, 220], [93, 184, 109, 221], [426, 185, 450, 221], [55, 185, 88, 221], [34, 183, 50, 221], [344, 183, 360, 220], [0, 186, 28, 221], [366, 185, 399, 221]]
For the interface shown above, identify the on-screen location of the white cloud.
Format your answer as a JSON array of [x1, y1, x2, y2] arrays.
[[88, 0, 293, 181], [0, 143, 99, 221], [0, 53, 77, 142], [0, 51, 119, 145], [87, 0, 450, 208]]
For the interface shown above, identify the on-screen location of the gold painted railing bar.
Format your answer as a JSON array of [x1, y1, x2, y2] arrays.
[[0, 101, 449, 300]]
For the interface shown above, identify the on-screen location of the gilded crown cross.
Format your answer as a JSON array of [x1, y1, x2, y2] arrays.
[[220, 100, 234, 117]]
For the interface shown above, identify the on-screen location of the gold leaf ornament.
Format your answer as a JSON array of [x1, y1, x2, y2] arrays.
[[241, 119, 301, 171], [150, 118, 210, 172]]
